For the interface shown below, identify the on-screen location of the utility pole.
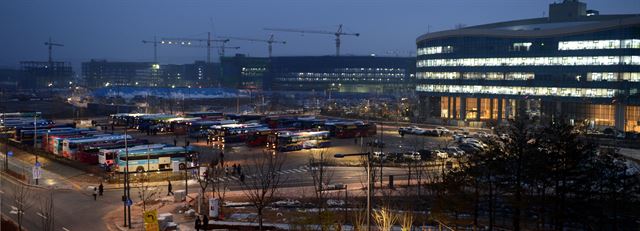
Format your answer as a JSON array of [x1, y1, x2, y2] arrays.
[[123, 126, 130, 227]]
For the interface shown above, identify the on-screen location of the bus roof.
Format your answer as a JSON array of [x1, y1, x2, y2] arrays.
[[101, 143, 167, 154], [64, 134, 132, 144], [118, 146, 189, 157]]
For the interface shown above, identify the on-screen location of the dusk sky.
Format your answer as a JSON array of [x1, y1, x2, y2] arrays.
[[1, 0, 638, 69]]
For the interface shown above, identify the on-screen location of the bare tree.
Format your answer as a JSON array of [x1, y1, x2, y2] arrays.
[[136, 174, 160, 212], [37, 190, 54, 231], [238, 151, 286, 230], [196, 164, 211, 214], [308, 148, 335, 228], [209, 164, 229, 218], [12, 183, 34, 231]]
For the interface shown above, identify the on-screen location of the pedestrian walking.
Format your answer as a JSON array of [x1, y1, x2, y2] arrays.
[[224, 166, 229, 176], [240, 173, 245, 183], [167, 180, 174, 196], [93, 186, 98, 200], [98, 183, 104, 196], [219, 152, 225, 167], [232, 164, 237, 175], [237, 164, 242, 175], [186, 140, 190, 147], [173, 138, 177, 146], [202, 215, 209, 230], [195, 216, 202, 231]]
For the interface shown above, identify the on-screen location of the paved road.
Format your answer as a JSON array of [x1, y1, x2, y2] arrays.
[[0, 120, 454, 230]]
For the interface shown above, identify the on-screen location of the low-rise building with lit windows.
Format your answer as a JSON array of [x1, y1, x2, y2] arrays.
[[415, 0, 640, 132], [221, 55, 416, 94], [267, 56, 415, 94]]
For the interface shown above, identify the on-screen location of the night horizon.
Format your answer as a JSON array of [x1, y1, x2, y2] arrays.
[[1, 0, 639, 68]]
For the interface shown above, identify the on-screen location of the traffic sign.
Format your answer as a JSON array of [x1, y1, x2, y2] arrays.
[[144, 209, 159, 231], [7, 151, 13, 157], [35, 161, 41, 167], [126, 198, 133, 206], [32, 166, 42, 180]]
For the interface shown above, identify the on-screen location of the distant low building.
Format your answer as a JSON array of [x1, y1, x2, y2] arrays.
[[221, 55, 416, 93], [20, 61, 73, 89], [82, 60, 218, 88], [0, 68, 21, 90], [221, 55, 270, 90]]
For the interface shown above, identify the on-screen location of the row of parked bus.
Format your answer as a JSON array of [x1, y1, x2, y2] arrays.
[[2, 112, 198, 173], [112, 112, 378, 152]]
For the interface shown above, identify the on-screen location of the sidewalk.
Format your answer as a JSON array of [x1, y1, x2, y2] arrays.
[[0, 146, 100, 191]]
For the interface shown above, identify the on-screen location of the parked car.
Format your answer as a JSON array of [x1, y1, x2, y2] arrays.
[[463, 138, 487, 148], [459, 142, 483, 153], [272, 199, 301, 208], [372, 151, 386, 161], [402, 151, 422, 161], [433, 149, 449, 159], [453, 133, 471, 142], [422, 129, 440, 136], [417, 149, 433, 160], [443, 146, 465, 157], [473, 131, 494, 139], [383, 152, 404, 162], [399, 126, 420, 135], [435, 127, 451, 136]]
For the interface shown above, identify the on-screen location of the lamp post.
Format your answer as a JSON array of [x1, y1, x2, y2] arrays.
[[334, 152, 371, 231]]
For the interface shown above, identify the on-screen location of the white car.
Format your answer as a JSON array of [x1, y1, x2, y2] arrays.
[[464, 138, 488, 149], [372, 151, 386, 161], [403, 152, 421, 161], [433, 150, 449, 159], [435, 127, 451, 136]]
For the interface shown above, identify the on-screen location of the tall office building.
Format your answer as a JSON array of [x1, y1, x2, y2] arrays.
[[415, 0, 640, 132]]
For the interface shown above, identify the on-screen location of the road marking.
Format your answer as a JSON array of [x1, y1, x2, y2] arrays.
[[36, 212, 47, 219], [62, 227, 70, 231]]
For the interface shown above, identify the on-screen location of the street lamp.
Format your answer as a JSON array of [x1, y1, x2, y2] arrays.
[[334, 152, 371, 231]]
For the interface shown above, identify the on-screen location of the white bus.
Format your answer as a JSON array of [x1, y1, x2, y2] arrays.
[[114, 146, 197, 173]]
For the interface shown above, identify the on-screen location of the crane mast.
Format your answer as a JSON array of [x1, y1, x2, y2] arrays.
[[44, 37, 64, 65], [220, 34, 286, 57], [142, 36, 160, 63], [161, 32, 231, 63], [265, 24, 359, 56]]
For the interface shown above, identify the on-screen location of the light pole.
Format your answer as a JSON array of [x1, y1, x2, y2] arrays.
[[334, 152, 371, 231]]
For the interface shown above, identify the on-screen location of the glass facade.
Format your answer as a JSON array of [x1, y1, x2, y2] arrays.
[[558, 39, 640, 50], [416, 17, 640, 131], [626, 106, 640, 132], [417, 84, 618, 98], [417, 56, 640, 67], [417, 46, 453, 55]]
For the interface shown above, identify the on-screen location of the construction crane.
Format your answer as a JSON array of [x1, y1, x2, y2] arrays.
[[264, 24, 359, 56], [142, 36, 161, 63], [161, 32, 230, 63], [44, 37, 63, 64], [219, 34, 286, 57]]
